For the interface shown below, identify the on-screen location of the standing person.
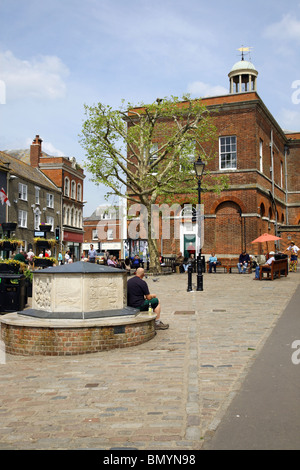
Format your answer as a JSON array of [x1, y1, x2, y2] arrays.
[[208, 252, 218, 273], [27, 248, 35, 265], [254, 251, 276, 279], [237, 251, 251, 274], [88, 244, 97, 263], [284, 241, 299, 272], [65, 251, 70, 264], [58, 251, 63, 265], [127, 268, 169, 330]]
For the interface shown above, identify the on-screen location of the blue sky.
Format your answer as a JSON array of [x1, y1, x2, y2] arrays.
[[1, 0, 300, 216]]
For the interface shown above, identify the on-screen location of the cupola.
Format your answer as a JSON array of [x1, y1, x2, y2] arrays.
[[228, 47, 258, 94]]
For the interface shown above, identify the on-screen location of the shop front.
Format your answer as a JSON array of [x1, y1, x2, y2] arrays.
[[63, 230, 83, 262]]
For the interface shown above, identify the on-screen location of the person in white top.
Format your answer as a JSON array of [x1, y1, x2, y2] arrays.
[[254, 251, 275, 279]]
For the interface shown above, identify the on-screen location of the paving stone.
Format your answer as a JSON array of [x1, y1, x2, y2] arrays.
[[0, 272, 298, 450]]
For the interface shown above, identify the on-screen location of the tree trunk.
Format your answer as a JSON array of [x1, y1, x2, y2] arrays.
[[147, 207, 162, 274]]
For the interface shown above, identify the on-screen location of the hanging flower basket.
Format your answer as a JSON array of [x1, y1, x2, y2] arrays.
[[39, 224, 52, 233], [0, 238, 22, 251], [0, 260, 22, 273], [34, 238, 56, 248], [35, 240, 51, 249], [33, 257, 56, 268], [1, 222, 17, 233]]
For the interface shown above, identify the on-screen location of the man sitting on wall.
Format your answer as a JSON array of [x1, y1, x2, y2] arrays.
[[127, 268, 169, 330]]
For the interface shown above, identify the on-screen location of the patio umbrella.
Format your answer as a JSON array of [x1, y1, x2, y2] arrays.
[[251, 233, 282, 253], [251, 233, 282, 243]]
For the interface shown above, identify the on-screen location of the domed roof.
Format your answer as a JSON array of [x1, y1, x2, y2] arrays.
[[230, 59, 257, 73]]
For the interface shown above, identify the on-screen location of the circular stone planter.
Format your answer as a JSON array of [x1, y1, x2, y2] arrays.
[[0, 261, 157, 356], [0, 312, 156, 356]]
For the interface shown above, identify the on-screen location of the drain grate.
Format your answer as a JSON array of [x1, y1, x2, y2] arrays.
[[174, 311, 195, 315]]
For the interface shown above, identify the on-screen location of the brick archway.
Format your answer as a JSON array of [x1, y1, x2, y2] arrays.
[[214, 200, 243, 255], [210, 195, 247, 215]]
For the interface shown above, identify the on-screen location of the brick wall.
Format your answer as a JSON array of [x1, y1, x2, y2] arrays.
[[1, 320, 155, 356]]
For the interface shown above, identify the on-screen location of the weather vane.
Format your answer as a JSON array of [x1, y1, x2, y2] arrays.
[[237, 46, 253, 61]]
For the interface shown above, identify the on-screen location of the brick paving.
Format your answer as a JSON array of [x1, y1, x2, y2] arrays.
[[0, 270, 299, 450]]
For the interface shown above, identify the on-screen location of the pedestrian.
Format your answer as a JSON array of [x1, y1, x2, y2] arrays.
[[58, 251, 63, 265], [88, 244, 97, 263], [284, 241, 299, 272], [27, 248, 35, 265], [127, 268, 169, 330]]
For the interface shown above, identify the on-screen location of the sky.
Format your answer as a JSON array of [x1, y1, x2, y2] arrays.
[[1, 0, 300, 216]]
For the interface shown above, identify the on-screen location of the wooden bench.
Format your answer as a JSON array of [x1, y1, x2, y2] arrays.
[[259, 259, 288, 280], [206, 258, 252, 274]]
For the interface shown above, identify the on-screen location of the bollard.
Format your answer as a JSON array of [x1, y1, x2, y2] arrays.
[[187, 265, 193, 292]]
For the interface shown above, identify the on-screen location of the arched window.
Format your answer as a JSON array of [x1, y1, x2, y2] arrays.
[[71, 180, 76, 199], [77, 183, 82, 202], [64, 177, 70, 197]]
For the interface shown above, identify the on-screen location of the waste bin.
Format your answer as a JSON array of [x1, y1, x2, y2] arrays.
[[0, 274, 26, 312]]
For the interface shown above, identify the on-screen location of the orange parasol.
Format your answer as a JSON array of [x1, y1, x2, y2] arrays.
[[251, 233, 282, 244], [251, 233, 282, 253]]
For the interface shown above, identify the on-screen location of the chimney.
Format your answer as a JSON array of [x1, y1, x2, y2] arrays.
[[30, 135, 43, 167]]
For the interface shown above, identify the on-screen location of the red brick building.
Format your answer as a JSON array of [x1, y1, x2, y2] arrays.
[[30, 135, 85, 260], [130, 58, 300, 259]]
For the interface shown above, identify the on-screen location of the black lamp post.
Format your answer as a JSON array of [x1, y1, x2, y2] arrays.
[[194, 156, 205, 291]]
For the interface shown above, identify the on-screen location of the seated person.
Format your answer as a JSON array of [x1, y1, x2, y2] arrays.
[[254, 251, 275, 279], [127, 268, 169, 330], [237, 251, 250, 274], [208, 253, 218, 273], [183, 254, 194, 272], [175, 252, 185, 273], [131, 254, 141, 269]]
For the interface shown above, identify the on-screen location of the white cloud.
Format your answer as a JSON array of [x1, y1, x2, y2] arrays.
[[0, 50, 69, 101], [277, 108, 300, 132], [25, 138, 65, 156], [187, 81, 228, 97], [263, 14, 300, 42]]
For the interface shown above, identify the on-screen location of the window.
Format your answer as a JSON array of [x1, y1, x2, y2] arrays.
[[18, 183, 28, 201], [219, 136, 237, 170], [46, 216, 54, 231], [46, 193, 54, 208], [280, 161, 283, 188], [34, 208, 41, 230], [149, 143, 159, 166], [64, 177, 70, 197], [18, 210, 27, 228], [107, 228, 114, 240], [259, 139, 263, 173], [71, 180, 76, 199], [35, 187, 40, 205], [77, 183, 82, 202], [92, 229, 98, 240], [181, 140, 196, 172]]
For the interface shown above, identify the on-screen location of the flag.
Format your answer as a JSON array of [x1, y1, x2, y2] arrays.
[[0, 188, 10, 206]]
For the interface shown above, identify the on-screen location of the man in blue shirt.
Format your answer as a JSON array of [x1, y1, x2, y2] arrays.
[[88, 244, 97, 263], [208, 253, 218, 273]]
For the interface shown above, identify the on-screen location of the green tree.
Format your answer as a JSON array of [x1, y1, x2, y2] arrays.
[[80, 95, 227, 273]]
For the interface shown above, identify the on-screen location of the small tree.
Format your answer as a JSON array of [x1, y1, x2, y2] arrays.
[[80, 95, 227, 273]]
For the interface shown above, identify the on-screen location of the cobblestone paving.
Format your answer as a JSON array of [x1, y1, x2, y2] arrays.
[[0, 271, 299, 450]]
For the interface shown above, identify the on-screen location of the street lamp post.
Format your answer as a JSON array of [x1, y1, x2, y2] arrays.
[[194, 156, 205, 291]]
